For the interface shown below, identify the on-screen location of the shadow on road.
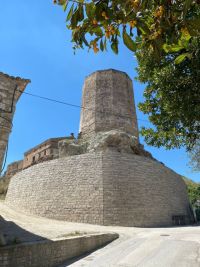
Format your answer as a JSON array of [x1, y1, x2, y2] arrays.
[[59, 241, 113, 267], [0, 215, 47, 245]]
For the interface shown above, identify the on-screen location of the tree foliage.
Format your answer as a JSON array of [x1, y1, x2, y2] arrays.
[[54, 0, 200, 150], [136, 37, 200, 150], [184, 177, 200, 205], [184, 177, 200, 221], [54, 0, 200, 61], [188, 140, 200, 171]]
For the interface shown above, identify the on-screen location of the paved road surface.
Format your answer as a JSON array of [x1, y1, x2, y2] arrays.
[[0, 201, 200, 267], [63, 230, 200, 267]]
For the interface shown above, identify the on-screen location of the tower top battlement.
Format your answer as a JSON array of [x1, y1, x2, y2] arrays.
[[79, 69, 139, 141]]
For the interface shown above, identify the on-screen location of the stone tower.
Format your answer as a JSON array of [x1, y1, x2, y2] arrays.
[[0, 72, 30, 173], [6, 69, 193, 227], [80, 69, 139, 142]]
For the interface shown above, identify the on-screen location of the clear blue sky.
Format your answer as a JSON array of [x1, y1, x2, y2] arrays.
[[0, 1, 199, 182]]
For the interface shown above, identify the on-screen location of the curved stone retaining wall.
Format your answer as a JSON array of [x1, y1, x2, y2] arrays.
[[0, 233, 118, 267], [6, 150, 191, 227]]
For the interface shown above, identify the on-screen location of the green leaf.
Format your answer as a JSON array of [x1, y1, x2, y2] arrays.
[[58, 0, 66, 5], [95, 3, 105, 21], [78, 4, 84, 21], [66, 4, 74, 21], [104, 38, 107, 51], [93, 27, 103, 37], [71, 9, 79, 27], [181, 29, 191, 42], [62, 1, 68, 12], [100, 39, 104, 51], [137, 21, 150, 35], [111, 41, 118, 54], [122, 29, 136, 52], [86, 3, 96, 19], [174, 53, 190, 64], [82, 35, 90, 47], [187, 18, 200, 36], [183, 0, 192, 19], [163, 43, 184, 53]]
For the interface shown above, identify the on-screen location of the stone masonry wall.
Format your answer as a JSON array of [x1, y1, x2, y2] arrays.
[[102, 150, 191, 227], [6, 150, 191, 227], [0, 233, 118, 267], [80, 70, 139, 142], [6, 153, 104, 225]]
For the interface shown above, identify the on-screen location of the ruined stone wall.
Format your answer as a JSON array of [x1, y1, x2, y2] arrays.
[[80, 70, 139, 142], [23, 138, 65, 169], [4, 160, 23, 177], [0, 72, 30, 172], [5, 150, 191, 227]]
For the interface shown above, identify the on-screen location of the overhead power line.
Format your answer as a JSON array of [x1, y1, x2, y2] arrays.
[[0, 87, 150, 176], [16, 88, 151, 123]]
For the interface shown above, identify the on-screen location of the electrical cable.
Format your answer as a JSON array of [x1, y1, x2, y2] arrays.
[[0, 86, 150, 175], [16, 88, 151, 123]]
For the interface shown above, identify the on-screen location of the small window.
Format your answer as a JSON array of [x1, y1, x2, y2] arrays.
[[32, 156, 35, 163]]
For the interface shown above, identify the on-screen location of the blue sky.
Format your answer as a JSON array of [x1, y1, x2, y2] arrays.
[[0, 1, 199, 182]]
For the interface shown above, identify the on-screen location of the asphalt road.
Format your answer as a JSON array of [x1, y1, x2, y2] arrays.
[[62, 226, 200, 267]]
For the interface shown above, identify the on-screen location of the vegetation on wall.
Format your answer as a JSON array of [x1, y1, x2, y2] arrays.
[[183, 177, 200, 221]]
